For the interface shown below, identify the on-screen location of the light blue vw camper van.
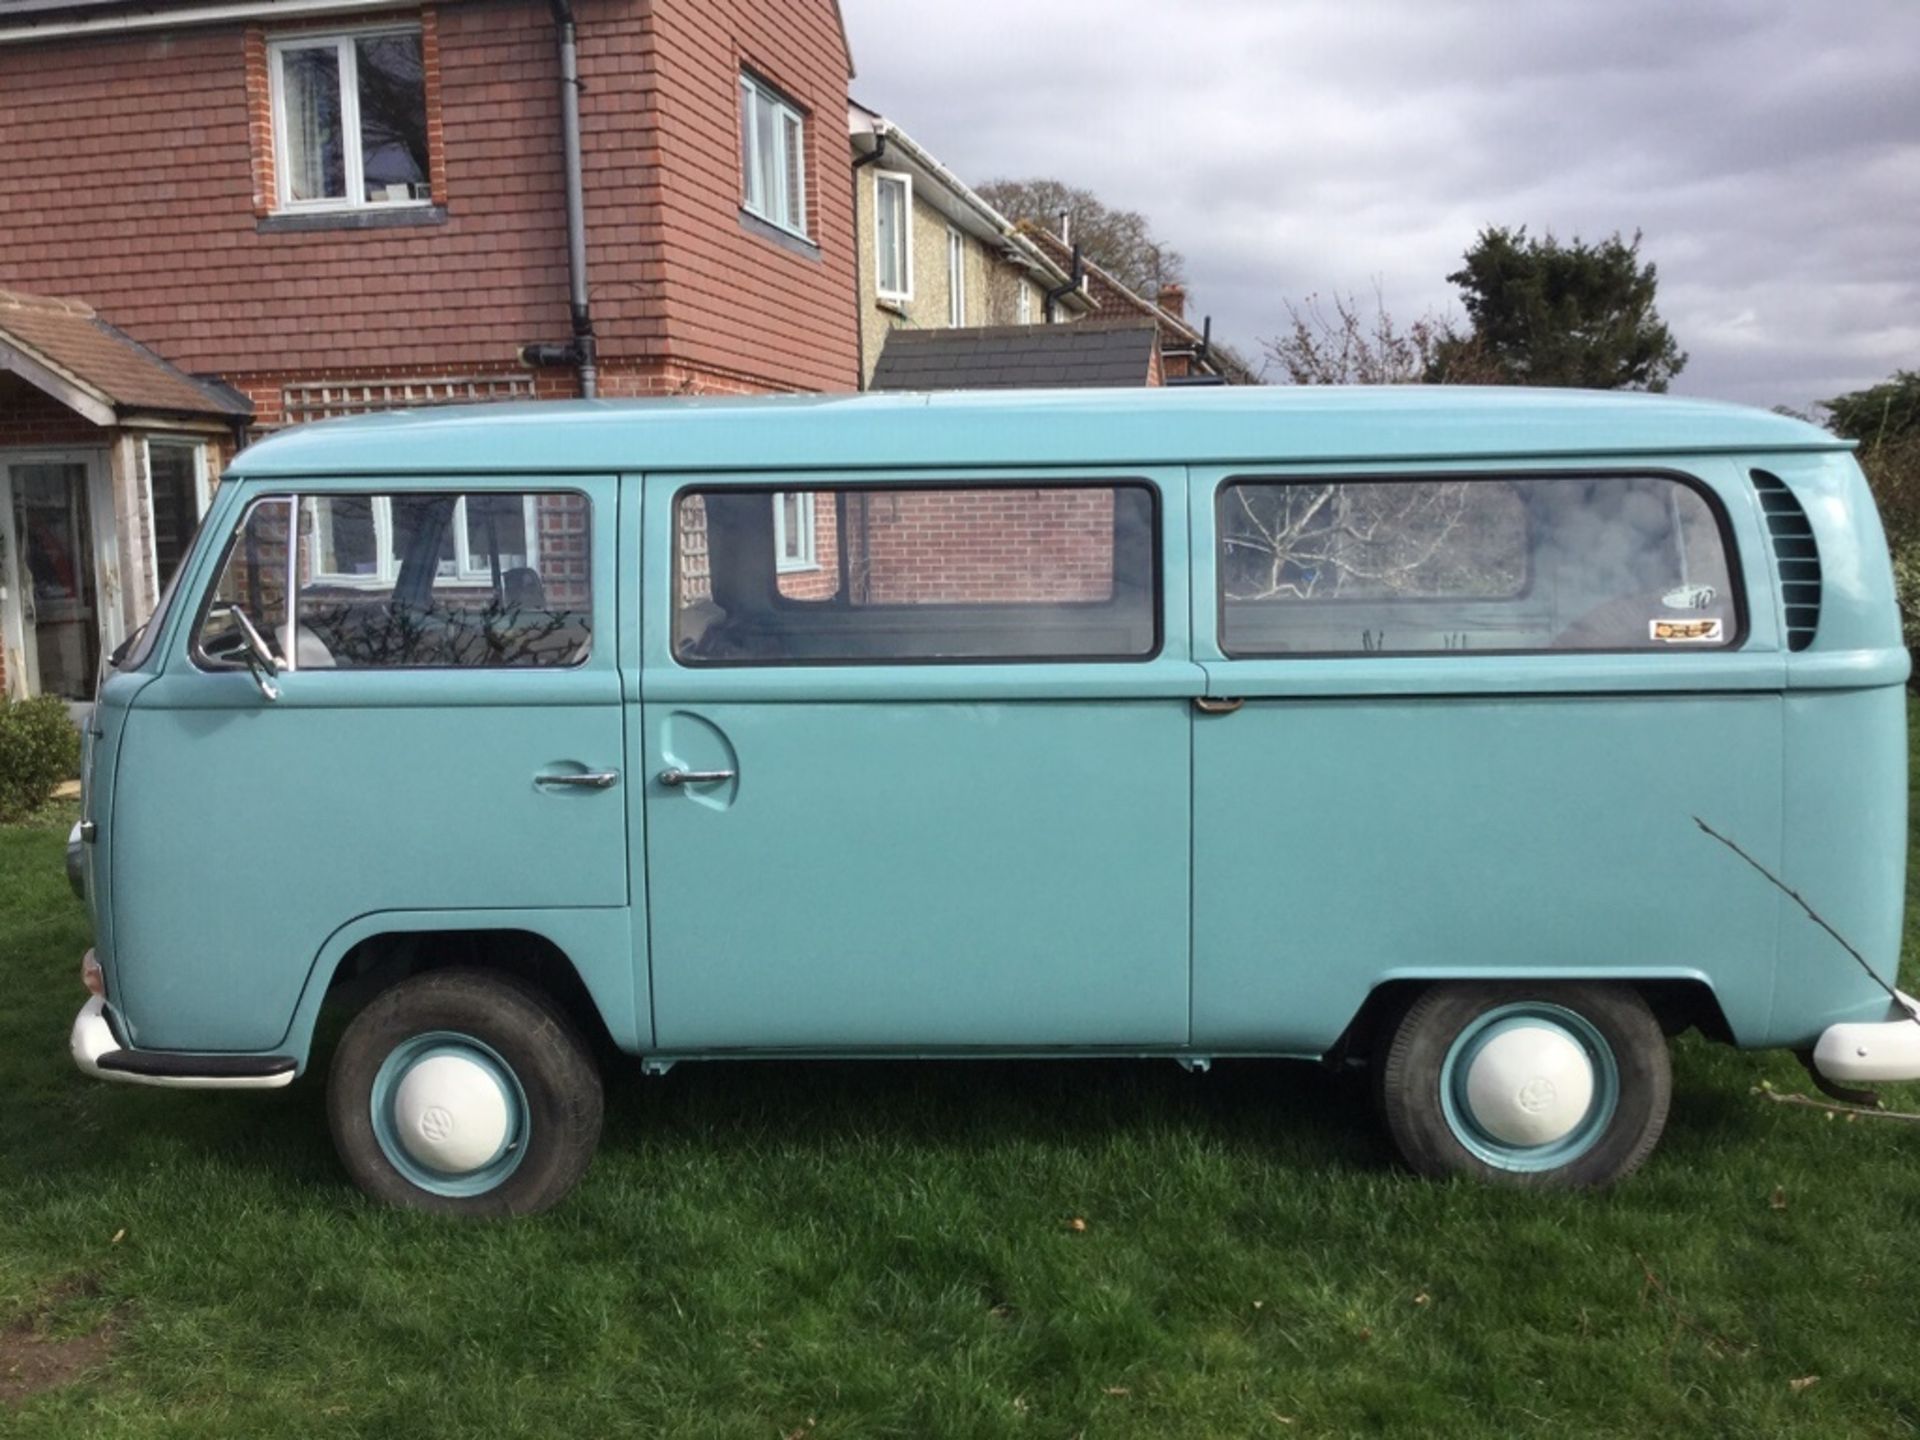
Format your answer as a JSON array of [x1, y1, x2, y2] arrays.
[[64, 387, 1916, 1214]]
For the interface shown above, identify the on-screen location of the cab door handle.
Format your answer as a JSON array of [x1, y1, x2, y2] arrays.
[[535, 770, 620, 790], [658, 768, 736, 787]]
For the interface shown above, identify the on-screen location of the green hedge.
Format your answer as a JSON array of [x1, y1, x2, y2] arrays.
[[0, 695, 81, 822]]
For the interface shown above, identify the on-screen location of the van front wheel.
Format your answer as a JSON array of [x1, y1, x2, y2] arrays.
[[327, 968, 603, 1216], [1378, 982, 1669, 1188]]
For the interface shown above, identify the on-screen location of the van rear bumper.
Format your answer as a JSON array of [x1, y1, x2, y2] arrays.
[[69, 996, 297, 1090], [1811, 992, 1920, 1083]]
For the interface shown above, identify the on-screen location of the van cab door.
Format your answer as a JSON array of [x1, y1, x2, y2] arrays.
[[110, 478, 629, 1053], [1186, 461, 1788, 1056], [635, 469, 1202, 1051]]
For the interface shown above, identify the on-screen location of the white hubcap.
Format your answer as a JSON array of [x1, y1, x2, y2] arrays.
[[1464, 1025, 1595, 1147], [391, 1053, 512, 1174]]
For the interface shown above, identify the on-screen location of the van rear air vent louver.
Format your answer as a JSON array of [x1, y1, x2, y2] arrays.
[[1750, 469, 1820, 651]]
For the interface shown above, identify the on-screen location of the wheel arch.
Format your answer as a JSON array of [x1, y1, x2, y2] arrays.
[[277, 907, 644, 1072], [1332, 970, 1739, 1064]]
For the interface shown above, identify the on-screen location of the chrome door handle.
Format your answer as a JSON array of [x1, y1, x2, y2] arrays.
[[658, 767, 736, 788], [535, 770, 620, 790]]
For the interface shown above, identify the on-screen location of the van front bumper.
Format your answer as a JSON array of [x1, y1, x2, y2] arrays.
[[1811, 992, 1920, 1083], [69, 995, 297, 1090]]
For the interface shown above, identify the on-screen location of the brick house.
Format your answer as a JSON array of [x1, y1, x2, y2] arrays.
[[0, 0, 858, 699]]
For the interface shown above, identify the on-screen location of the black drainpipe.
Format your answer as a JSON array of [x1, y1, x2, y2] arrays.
[[1043, 243, 1083, 322], [550, 0, 596, 398]]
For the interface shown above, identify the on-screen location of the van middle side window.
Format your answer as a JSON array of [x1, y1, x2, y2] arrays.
[[674, 482, 1159, 664], [1217, 473, 1740, 656]]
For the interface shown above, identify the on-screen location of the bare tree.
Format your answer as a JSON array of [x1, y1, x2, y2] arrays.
[[1221, 481, 1526, 601], [1261, 288, 1499, 386], [976, 177, 1185, 296]]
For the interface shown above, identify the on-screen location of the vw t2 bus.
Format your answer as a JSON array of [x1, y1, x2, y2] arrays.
[[64, 386, 1916, 1214]]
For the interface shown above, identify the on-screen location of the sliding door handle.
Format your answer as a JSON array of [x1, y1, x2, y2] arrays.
[[658, 767, 736, 788], [535, 770, 620, 790]]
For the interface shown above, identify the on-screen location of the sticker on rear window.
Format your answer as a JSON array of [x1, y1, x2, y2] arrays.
[[1650, 617, 1723, 644]]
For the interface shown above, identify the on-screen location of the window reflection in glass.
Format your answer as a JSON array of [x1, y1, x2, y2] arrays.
[[355, 33, 427, 203], [281, 44, 345, 202]]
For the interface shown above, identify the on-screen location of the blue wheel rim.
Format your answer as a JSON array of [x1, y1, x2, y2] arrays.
[[1439, 1002, 1619, 1173], [370, 1031, 530, 1198]]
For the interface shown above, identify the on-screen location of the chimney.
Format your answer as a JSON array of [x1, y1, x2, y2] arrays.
[[1057, 209, 1071, 246], [1157, 282, 1186, 321]]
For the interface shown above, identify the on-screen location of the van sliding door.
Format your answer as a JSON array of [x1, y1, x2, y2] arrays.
[[634, 469, 1206, 1051]]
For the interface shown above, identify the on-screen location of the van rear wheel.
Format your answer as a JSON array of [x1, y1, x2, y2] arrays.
[[1378, 981, 1669, 1188], [327, 968, 603, 1216]]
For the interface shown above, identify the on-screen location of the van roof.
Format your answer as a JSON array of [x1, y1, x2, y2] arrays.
[[228, 385, 1848, 479]]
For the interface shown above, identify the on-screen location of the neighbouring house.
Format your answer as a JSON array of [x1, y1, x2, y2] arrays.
[[849, 103, 1097, 387], [1022, 223, 1255, 385], [0, 0, 859, 700]]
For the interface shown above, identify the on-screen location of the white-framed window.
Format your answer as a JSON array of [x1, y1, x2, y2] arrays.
[[772, 492, 818, 573], [873, 170, 913, 301], [739, 71, 808, 238], [268, 26, 430, 212], [310, 495, 539, 586], [1017, 279, 1034, 325], [142, 437, 210, 593], [946, 228, 967, 327]]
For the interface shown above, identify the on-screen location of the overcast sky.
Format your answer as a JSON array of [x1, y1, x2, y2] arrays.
[[838, 0, 1919, 413]]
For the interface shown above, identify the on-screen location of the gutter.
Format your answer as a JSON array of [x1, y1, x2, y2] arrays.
[[0, 0, 411, 45]]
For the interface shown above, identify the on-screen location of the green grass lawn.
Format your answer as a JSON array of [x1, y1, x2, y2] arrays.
[[3, 745, 1919, 1440]]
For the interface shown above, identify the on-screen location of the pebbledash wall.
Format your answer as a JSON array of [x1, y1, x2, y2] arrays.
[[0, 0, 861, 432]]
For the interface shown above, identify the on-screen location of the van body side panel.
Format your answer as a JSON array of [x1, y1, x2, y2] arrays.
[[1188, 457, 1792, 1053], [636, 467, 1203, 1052], [1191, 693, 1784, 1051], [1770, 686, 1908, 1043], [1763, 451, 1910, 1041], [644, 700, 1193, 1048], [110, 476, 627, 1053]]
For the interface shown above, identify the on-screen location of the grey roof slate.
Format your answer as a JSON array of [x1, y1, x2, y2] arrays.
[[870, 320, 1159, 392]]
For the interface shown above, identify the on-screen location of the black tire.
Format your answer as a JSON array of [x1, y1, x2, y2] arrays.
[[1378, 981, 1670, 1189], [327, 967, 604, 1217]]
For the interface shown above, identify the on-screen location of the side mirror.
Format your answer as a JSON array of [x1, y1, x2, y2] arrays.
[[208, 602, 282, 702]]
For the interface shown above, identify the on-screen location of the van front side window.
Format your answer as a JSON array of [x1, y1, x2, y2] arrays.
[[1218, 474, 1737, 656], [292, 491, 590, 668], [674, 483, 1159, 664]]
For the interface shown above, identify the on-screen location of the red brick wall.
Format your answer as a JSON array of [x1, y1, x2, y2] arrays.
[[0, 0, 856, 394], [0, 377, 108, 451], [678, 486, 1121, 611], [858, 490, 1116, 603]]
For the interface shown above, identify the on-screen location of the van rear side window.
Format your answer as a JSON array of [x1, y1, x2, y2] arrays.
[[1218, 474, 1739, 656], [674, 483, 1159, 664]]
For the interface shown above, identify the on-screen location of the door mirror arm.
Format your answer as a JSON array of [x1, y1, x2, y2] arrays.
[[208, 602, 282, 701]]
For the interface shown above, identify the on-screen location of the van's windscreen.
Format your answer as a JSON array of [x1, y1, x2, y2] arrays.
[[1218, 474, 1738, 656]]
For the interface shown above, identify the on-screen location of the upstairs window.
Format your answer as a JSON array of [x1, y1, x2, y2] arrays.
[[739, 72, 808, 238], [874, 171, 913, 300], [270, 27, 428, 210]]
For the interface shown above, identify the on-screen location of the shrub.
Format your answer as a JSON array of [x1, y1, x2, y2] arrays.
[[0, 694, 81, 822]]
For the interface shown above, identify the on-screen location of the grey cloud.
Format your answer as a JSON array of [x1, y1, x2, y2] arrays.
[[841, 0, 1919, 410]]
